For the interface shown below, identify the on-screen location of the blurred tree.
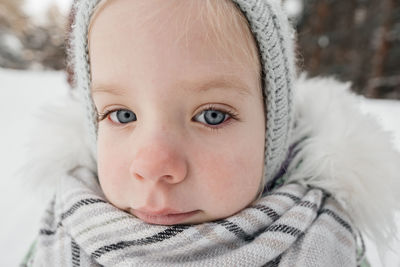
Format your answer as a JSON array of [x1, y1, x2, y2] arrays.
[[0, 0, 28, 68], [20, 4, 67, 70], [0, 1, 67, 70], [295, 0, 400, 99], [0, 0, 27, 33]]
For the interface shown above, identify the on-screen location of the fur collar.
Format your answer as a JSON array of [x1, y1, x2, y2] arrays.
[[22, 75, 400, 253], [288, 75, 400, 253]]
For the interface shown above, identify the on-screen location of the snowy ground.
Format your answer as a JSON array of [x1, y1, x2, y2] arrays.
[[1, 68, 399, 266]]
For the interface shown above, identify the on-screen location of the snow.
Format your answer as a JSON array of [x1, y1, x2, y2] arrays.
[[283, 0, 304, 19], [0, 68, 399, 266]]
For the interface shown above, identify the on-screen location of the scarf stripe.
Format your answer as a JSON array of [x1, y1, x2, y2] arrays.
[[265, 224, 302, 237], [252, 204, 280, 221], [27, 167, 358, 266], [270, 192, 301, 202], [91, 225, 190, 259], [319, 208, 353, 234], [39, 200, 110, 237], [215, 220, 254, 242], [40, 229, 56, 235], [71, 239, 80, 267], [298, 200, 318, 211], [265, 255, 282, 267], [62, 198, 106, 220]]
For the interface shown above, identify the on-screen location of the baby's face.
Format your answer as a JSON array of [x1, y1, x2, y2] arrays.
[[89, 0, 265, 225]]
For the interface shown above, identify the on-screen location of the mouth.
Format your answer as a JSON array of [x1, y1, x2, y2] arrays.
[[130, 208, 200, 225]]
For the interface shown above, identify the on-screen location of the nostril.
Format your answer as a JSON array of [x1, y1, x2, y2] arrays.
[[133, 173, 145, 180], [129, 148, 188, 183], [164, 175, 173, 181]]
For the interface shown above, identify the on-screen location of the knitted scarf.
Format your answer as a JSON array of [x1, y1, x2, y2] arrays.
[[23, 165, 364, 267]]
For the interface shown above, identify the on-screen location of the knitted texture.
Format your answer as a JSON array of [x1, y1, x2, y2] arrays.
[[25, 167, 358, 267], [69, 0, 296, 185]]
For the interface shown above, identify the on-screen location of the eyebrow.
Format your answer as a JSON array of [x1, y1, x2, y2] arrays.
[[185, 78, 253, 97], [92, 86, 127, 96], [92, 77, 253, 97]]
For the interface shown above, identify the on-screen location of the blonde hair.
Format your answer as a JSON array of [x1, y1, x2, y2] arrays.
[[199, 0, 261, 77], [89, 0, 261, 81]]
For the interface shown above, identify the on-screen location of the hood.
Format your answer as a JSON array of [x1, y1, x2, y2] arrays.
[[21, 75, 400, 252]]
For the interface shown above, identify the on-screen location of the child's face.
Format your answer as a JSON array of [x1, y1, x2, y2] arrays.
[[89, 0, 265, 225]]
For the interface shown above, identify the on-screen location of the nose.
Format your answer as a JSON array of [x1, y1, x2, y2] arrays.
[[129, 137, 188, 184]]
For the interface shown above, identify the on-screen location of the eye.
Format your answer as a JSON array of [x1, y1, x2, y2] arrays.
[[109, 109, 137, 124], [194, 108, 230, 126]]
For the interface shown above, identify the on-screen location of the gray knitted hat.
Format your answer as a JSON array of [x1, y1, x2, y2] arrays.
[[69, 0, 296, 191]]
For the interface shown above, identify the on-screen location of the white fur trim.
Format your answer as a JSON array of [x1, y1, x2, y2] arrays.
[[19, 90, 96, 202], [288, 74, 400, 253]]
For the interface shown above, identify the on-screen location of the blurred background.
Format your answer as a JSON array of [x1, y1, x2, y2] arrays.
[[0, 0, 399, 98], [0, 0, 399, 266]]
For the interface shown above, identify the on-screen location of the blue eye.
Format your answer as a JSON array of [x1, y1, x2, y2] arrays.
[[195, 109, 229, 126], [109, 109, 137, 124], [98, 106, 238, 128]]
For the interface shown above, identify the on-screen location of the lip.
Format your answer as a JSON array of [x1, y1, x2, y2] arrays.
[[130, 208, 199, 225]]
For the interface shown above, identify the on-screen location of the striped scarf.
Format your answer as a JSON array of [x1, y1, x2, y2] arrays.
[[24, 166, 362, 267]]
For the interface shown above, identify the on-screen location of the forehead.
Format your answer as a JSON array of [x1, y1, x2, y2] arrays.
[[88, 0, 260, 95]]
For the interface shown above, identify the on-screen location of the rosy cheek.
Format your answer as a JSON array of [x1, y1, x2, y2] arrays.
[[195, 143, 262, 217], [97, 134, 130, 208], [196, 150, 240, 203]]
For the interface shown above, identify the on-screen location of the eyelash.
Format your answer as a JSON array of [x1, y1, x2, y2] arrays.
[[97, 104, 239, 132], [195, 105, 239, 132]]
